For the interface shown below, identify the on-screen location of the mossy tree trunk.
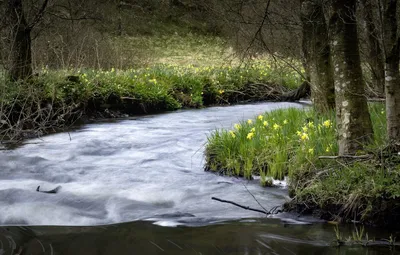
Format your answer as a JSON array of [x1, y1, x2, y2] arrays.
[[382, 0, 400, 147], [328, 0, 373, 155], [360, 0, 385, 96], [301, 0, 335, 113], [7, 0, 32, 81]]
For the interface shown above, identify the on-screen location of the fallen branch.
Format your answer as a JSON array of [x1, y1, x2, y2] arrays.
[[212, 197, 274, 215]]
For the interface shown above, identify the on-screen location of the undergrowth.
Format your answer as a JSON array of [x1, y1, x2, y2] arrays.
[[204, 103, 400, 226], [0, 58, 302, 143]]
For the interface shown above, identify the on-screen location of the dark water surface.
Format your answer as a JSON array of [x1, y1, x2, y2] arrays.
[[0, 220, 398, 254], [0, 102, 398, 254]]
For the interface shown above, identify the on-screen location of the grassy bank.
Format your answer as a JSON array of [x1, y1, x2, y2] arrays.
[[204, 104, 400, 226], [0, 58, 302, 142]]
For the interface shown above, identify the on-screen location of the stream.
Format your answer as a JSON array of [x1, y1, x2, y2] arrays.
[[0, 102, 398, 254]]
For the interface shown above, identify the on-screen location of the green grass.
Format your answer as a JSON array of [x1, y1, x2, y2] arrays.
[[205, 107, 338, 182], [3, 59, 302, 109], [205, 103, 400, 225]]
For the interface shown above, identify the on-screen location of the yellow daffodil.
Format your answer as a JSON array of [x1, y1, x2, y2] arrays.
[[323, 120, 332, 128], [296, 130, 301, 136], [219, 89, 225, 94], [302, 126, 308, 132], [258, 115, 263, 121], [229, 130, 236, 138], [263, 121, 268, 127], [326, 147, 330, 152], [301, 133, 309, 141], [308, 148, 314, 155], [251, 127, 256, 132], [308, 121, 314, 128], [273, 123, 281, 130], [234, 124, 241, 130], [247, 119, 253, 124], [283, 119, 288, 125], [247, 132, 255, 140]]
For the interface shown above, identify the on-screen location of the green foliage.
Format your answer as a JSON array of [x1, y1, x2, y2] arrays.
[[205, 103, 388, 185], [4, 60, 300, 112], [205, 107, 338, 181]]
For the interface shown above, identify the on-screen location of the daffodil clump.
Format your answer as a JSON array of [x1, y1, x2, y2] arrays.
[[205, 104, 388, 189], [205, 107, 338, 185]]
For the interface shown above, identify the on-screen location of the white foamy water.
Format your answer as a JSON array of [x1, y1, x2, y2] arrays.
[[0, 102, 304, 225]]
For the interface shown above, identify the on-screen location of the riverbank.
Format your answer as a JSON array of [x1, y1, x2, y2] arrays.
[[0, 60, 303, 143], [204, 104, 400, 228]]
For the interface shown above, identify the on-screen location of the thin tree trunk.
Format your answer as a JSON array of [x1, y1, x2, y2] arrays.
[[382, 0, 400, 146], [8, 0, 32, 81], [328, 0, 373, 155], [301, 0, 335, 113], [360, 0, 385, 96]]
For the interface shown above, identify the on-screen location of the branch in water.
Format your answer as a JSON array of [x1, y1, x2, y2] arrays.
[[212, 197, 271, 215]]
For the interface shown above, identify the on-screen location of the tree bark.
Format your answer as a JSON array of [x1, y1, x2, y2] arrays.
[[328, 0, 373, 155], [7, 0, 32, 81], [359, 0, 385, 96], [381, 0, 400, 147], [301, 0, 335, 113]]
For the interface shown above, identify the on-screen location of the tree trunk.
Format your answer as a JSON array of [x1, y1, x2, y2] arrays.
[[382, 0, 400, 146], [8, 0, 33, 81], [328, 0, 373, 155], [360, 0, 385, 96], [301, 0, 335, 113]]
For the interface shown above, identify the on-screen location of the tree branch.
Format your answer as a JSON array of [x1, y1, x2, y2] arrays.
[[212, 197, 269, 215], [28, 0, 50, 29]]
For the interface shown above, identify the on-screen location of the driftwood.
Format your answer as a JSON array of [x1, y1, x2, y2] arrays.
[[36, 185, 61, 194], [211, 197, 281, 215]]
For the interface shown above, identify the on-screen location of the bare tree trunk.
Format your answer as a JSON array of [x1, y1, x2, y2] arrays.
[[8, 0, 33, 81], [381, 0, 400, 147], [360, 0, 385, 96], [301, 0, 335, 113], [328, 0, 373, 155]]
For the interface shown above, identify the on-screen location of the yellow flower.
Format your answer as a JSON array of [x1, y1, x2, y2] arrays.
[[308, 148, 314, 155], [258, 115, 263, 121], [308, 121, 314, 128], [234, 124, 241, 130], [247, 132, 255, 140], [219, 89, 225, 94], [381, 110, 384, 114], [263, 121, 268, 127], [301, 133, 309, 141], [323, 120, 332, 128], [229, 130, 236, 138], [247, 119, 253, 124], [251, 127, 256, 132], [283, 119, 288, 125], [296, 130, 301, 136], [325, 147, 330, 152], [273, 123, 281, 130], [302, 126, 308, 132]]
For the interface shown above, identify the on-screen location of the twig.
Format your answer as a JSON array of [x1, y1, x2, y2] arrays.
[[212, 197, 268, 215], [242, 183, 269, 213]]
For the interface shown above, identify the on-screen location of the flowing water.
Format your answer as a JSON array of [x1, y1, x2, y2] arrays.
[[0, 102, 398, 254]]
